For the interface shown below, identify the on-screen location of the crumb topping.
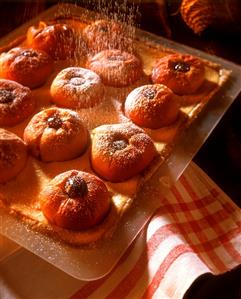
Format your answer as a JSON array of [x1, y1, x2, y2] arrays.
[[69, 77, 85, 86], [112, 139, 128, 151], [47, 113, 63, 129], [64, 175, 88, 198], [99, 25, 108, 32], [0, 89, 14, 104], [173, 61, 190, 72], [21, 49, 38, 58], [142, 88, 156, 99], [108, 54, 124, 61]]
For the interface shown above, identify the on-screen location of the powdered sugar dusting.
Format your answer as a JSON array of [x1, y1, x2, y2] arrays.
[[0, 5, 226, 249], [51, 67, 104, 109]]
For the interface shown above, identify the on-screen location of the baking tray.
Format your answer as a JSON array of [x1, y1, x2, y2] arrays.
[[1, 4, 241, 280]]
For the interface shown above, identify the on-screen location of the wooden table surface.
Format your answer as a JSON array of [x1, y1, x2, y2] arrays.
[[0, 0, 240, 207]]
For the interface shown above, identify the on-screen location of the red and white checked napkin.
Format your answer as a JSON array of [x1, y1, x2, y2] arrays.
[[69, 163, 241, 299], [0, 162, 240, 299]]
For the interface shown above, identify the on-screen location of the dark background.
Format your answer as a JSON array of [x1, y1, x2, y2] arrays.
[[0, 0, 241, 207]]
